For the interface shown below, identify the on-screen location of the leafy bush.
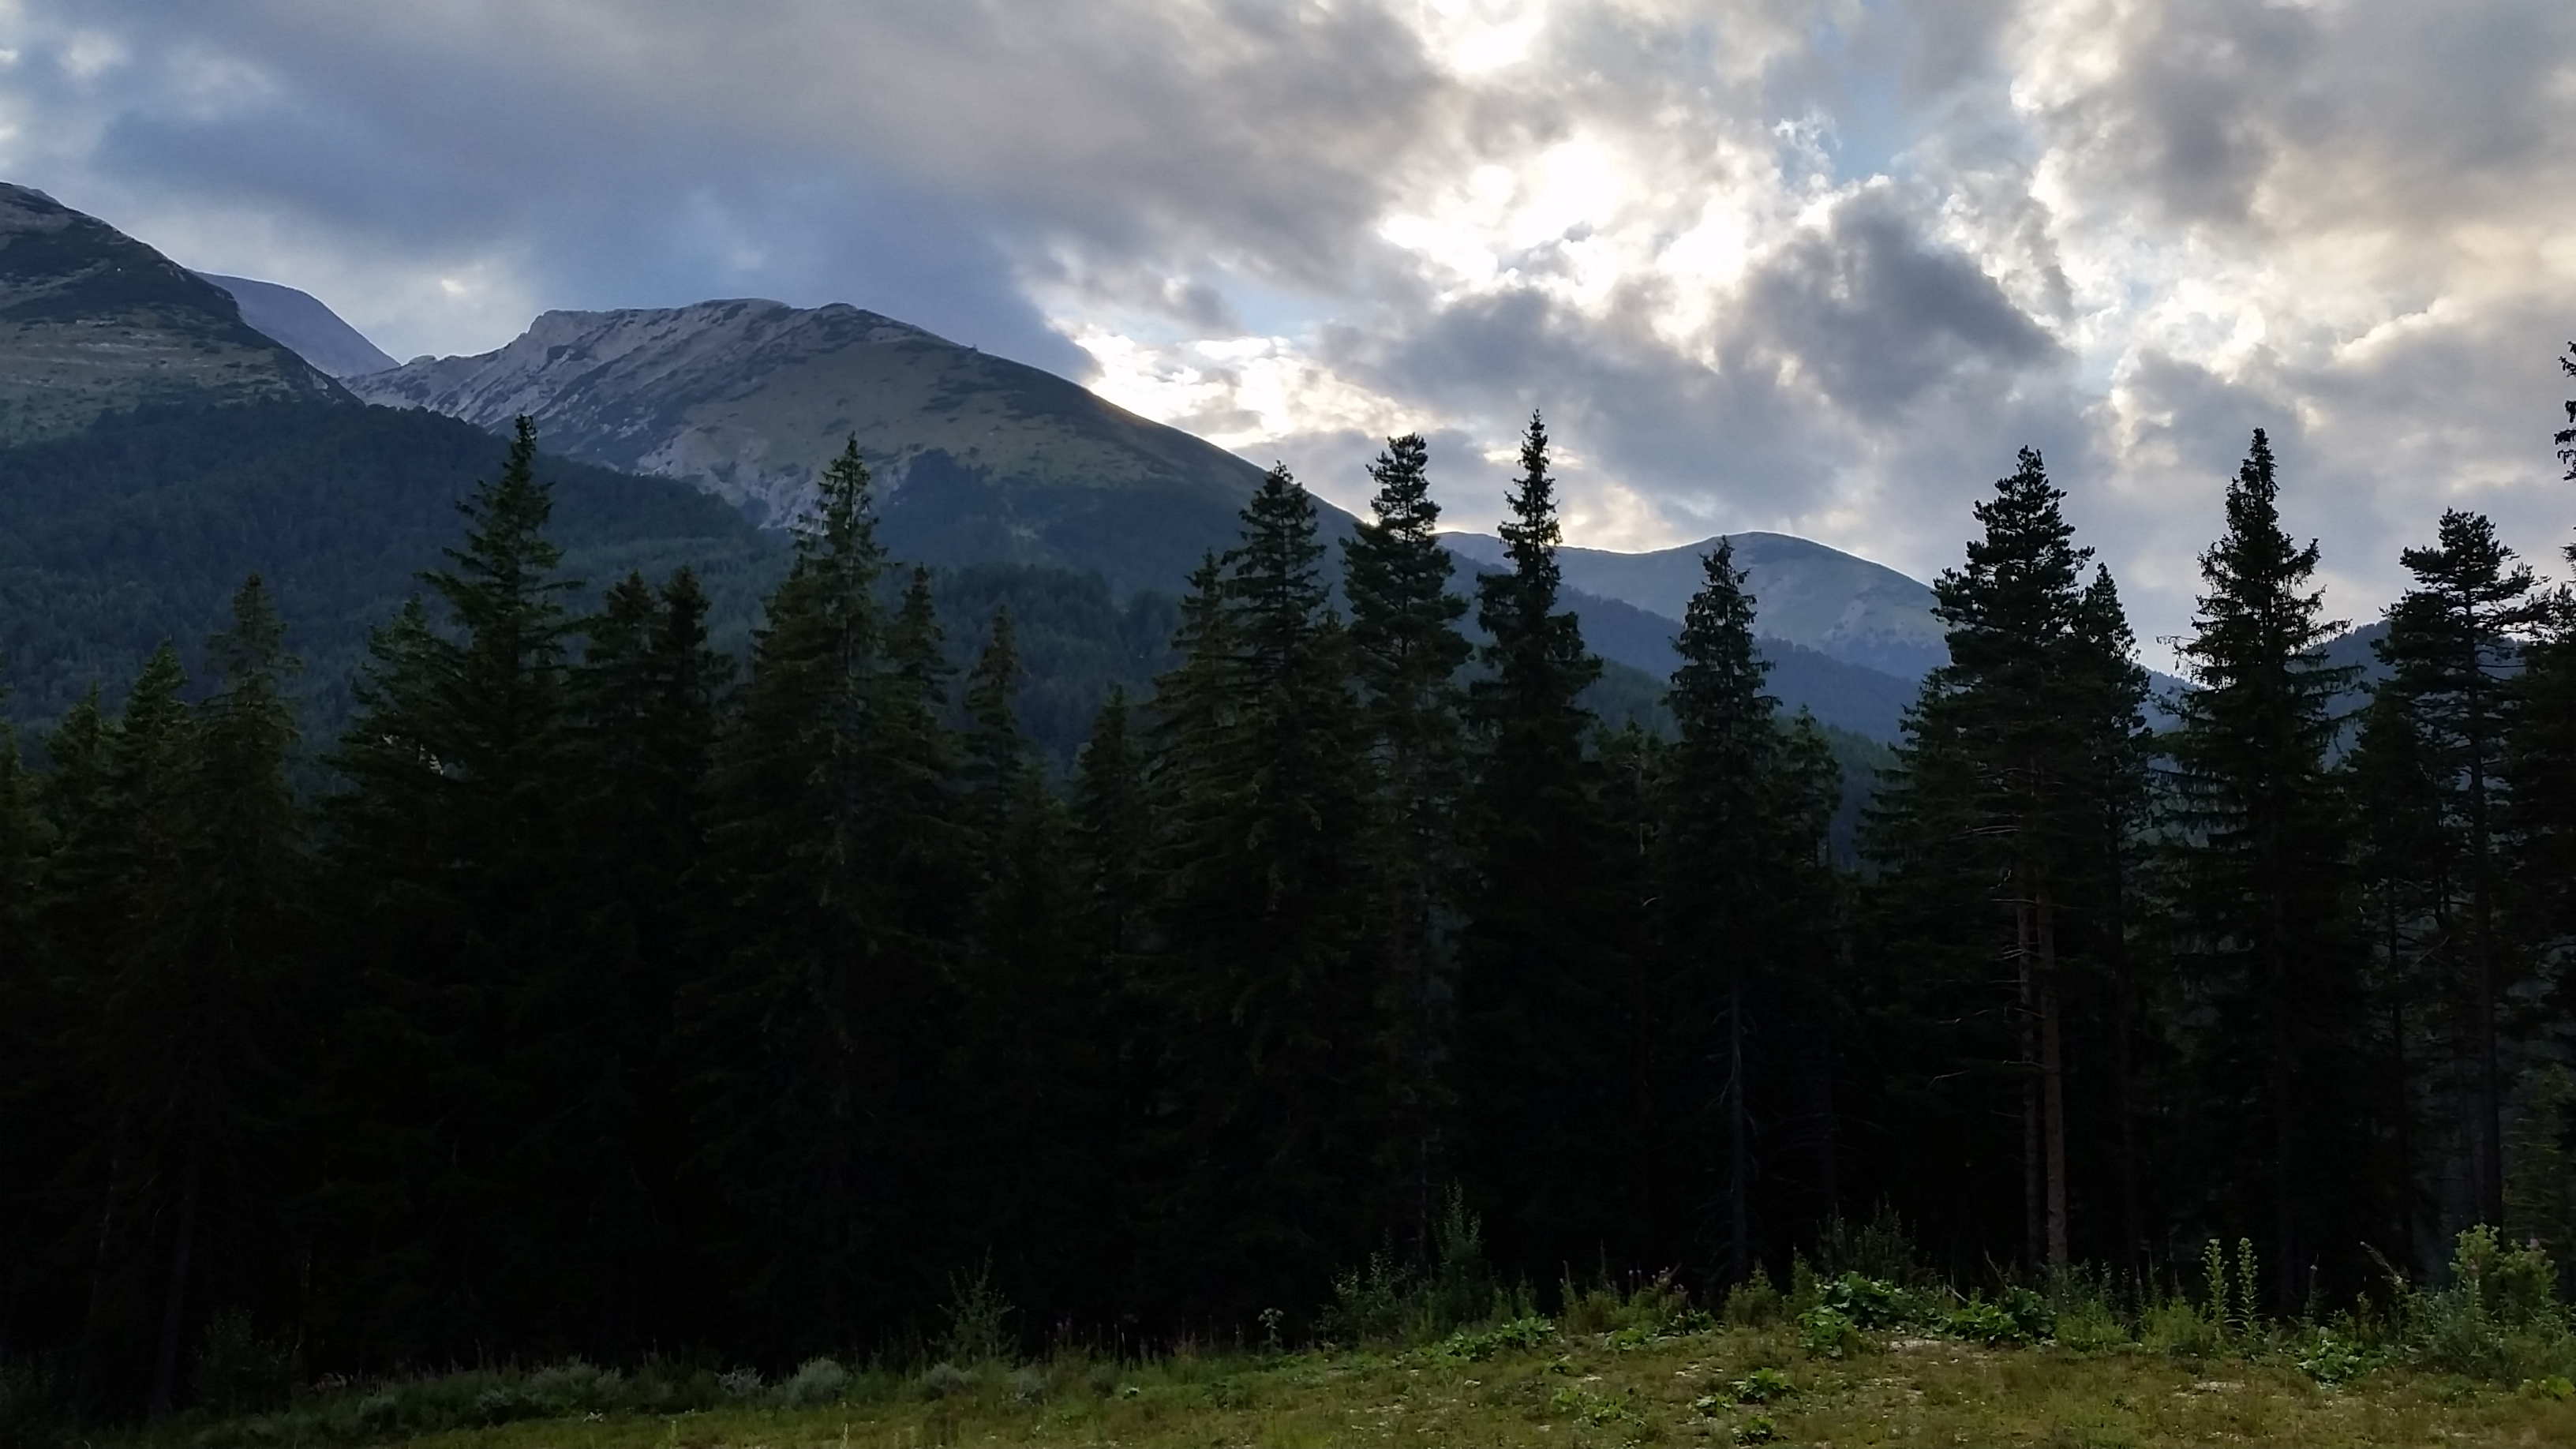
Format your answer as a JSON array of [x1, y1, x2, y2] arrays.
[[1814, 1272, 1906, 1330], [191, 1308, 298, 1417], [1434, 1316, 1555, 1361], [781, 1357, 851, 1407], [1728, 1367, 1797, 1403], [1318, 1187, 1504, 1346], [2397, 1227, 2576, 1382], [1724, 1267, 1786, 1327], [717, 1367, 765, 1399], [1815, 1203, 1931, 1287], [2297, 1328, 2387, 1386], [1799, 1305, 1863, 1358], [1945, 1287, 2054, 1346], [939, 1257, 1017, 1365], [916, 1361, 976, 1401]]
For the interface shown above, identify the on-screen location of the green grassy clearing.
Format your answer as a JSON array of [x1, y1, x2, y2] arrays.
[[86, 1320, 2576, 1448]]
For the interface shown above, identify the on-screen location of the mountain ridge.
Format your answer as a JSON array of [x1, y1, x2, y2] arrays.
[[197, 271, 399, 377], [0, 182, 340, 444]]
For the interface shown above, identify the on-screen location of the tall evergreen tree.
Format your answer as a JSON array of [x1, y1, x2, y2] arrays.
[[537, 567, 732, 1354], [1141, 465, 1372, 1319], [2345, 687, 2452, 1256], [1657, 541, 1780, 1278], [1864, 449, 2142, 1271], [951, 608, 1107, 1320], [2377, 508, 2543, 1228], [2167, 432, 2376, 1302], [693, 440, 962, 1350], [319, 415, 581, 1357], [1341, 434, 1473, 1248], [1457, 413, 1623, 1268], [2509, 344, 2576, 1041]]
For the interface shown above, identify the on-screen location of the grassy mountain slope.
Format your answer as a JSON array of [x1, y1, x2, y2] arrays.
[[0, 184, 340, 445]]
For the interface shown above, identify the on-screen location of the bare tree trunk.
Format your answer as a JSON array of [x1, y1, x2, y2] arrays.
[[2038, 881, 2069, 1273], [2019, 895, 2042, 1274], [1728, 972, 1749, 1282], [148, 1140, 204, 1420]]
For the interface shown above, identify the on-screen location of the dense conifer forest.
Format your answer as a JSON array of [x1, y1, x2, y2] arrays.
[[6, 352, 2576, 1431]]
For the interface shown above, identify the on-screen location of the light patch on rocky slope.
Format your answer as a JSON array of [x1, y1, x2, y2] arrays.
[[347, 299, 1262, 526], [0, 184, 339, 444]]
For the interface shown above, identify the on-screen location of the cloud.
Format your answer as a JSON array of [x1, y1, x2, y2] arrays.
[[2, 0, 2571, 663]]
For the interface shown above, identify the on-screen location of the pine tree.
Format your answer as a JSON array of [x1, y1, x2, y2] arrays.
[[1340, 433, 1472, 1249], [1457, 412, 1622, 1267], [544, 567, 732, 1354], [1864, 449, 2140, 1271], [2168, 432, 2376, 1301], [1657, 541, 1781, 1277], [1140, 464, 1372, 1318], [319, 415, 581, 1356], [0, 663, 44, 1354], [694, 440, 959, 1349], [2344, 687, 2451, 1254], [2377, 509, 2544, 1227], [2509, 345, 2576, 1050]]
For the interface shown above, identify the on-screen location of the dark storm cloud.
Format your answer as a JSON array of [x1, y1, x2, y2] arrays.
[[1733, 189, 2062, 414]]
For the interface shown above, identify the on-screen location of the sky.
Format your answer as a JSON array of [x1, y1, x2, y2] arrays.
[[4, 0, 2573, 664]]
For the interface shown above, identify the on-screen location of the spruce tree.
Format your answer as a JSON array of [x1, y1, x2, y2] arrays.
[[2344, 687, 2451, 1253], [956, 610, 1089, 1309], [1141, 465, 1372, 1318], [320, 415, 580, 1356], [1657, 541, 1781, 1277], [1864, 449, 2141, 1271], [694, 440, 959, 1348], [1457, 412, 1622, 1267], [545, 567, 732, 1353], [1340, 433, 1472, 1248], [0, 665, 42, 1353], [2376, 508, 2543, 1227], [2168, 432, 2375, 1301]]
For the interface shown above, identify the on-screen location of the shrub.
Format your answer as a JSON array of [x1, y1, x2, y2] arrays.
[[1799, 1305, 1863, 1358], [1945, 1287, 2054, 1347], [1435, 1316, 1555, 1361], [1728, 1366, 1796, 1403], [781, 1357, 851, 1407], [2398, 1226, 2576, 1382], [717, 1367, 765, 1400], [190, 1309, 298, 1417], [916, 1361, 976, 1401], [1724, 1267, 1786, 1327], [939, 1256, 1017, 1365], [1814, 1272, 1906, 1331]]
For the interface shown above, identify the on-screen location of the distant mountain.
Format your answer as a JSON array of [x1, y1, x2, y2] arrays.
[[1443, 529, 1947, 680], [197, 271, 399, 377], [346, 300, 1287, 597], [0, 183, 339, 444], [1448, 552, 1921, 740]]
